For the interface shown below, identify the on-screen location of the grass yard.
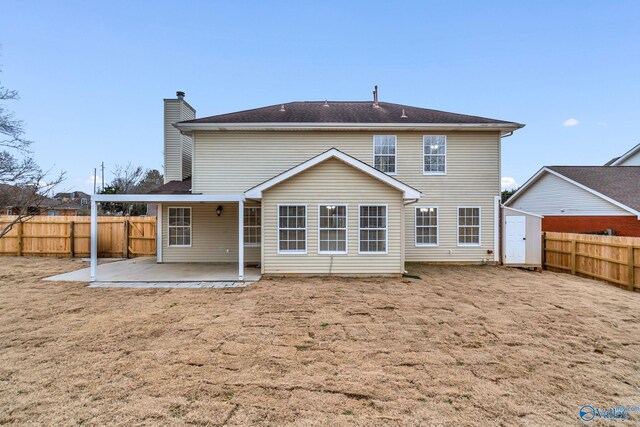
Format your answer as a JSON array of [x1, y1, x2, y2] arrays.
[[1, 257, 639, 426]]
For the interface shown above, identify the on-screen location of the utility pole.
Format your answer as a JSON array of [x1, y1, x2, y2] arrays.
[[100, 162, 105, 192], [93, 167, 97, 194]]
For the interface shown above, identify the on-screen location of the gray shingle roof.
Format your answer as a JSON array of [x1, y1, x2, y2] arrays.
[[149, 177, 193, 195], [547, 166, 640, 212], [180, 101, 522, 126]]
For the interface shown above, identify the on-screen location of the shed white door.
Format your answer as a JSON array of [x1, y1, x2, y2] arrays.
[[505, 215, 526, 264]]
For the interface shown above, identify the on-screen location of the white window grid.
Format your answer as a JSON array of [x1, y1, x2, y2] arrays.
[[358, 204, 388, 254], [318, 204, 348, 254], [423, 135, 446, 175], [278, 204, 307, 254], [168, 207, 192, 247], [373, 135, 397, 175], [244, 206, 261, 246], [457, 206, 481, 246], [415, 206, 438, 246]]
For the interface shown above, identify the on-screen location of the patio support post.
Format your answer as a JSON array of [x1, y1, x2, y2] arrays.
[[156, 203, 162, 263], [238, 198, 244, 281], [90, 200, 98, 281]]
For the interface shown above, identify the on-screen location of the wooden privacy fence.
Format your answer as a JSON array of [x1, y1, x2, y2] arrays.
[[543, 232, 639, 292], [0, 216, 156, 258]]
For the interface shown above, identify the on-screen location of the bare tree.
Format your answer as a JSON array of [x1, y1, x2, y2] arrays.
[[0, 71, 65, 238]]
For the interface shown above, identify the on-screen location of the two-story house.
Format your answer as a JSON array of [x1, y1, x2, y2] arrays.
[[90, 90, 524, 280]]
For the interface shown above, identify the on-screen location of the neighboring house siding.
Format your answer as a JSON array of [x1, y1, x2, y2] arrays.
[[194, 130, 501, 263], [617, 150, 640, 166], [510, 172, 631, 216], [261, 158, 404, 275], [162, 203, 260, 263], [164, 99, 195, 183]]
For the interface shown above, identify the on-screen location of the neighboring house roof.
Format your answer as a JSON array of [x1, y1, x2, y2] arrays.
[[606, 143, 640, 166], [149, 177, 193, 195], [505, 166, 640, 216], [244, 148, 421, 200], [175, 101, 524, 131], [0, 184, 81, 210]]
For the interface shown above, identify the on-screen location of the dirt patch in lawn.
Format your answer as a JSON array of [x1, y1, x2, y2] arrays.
[[0, 257, 639, 426]]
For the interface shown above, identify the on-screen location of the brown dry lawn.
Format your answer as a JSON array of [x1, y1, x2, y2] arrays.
[[1, 257, 639, 426]]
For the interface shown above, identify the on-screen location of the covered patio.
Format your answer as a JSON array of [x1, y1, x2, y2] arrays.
[[89, 193, 251, 282]]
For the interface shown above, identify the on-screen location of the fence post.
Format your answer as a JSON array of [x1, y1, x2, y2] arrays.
[[16, 221, 23, 256], [123, 219, 129, 259], [69, 221, 75, 258], [570, 239, 576, 276], [541, 232, 546, 270], [629, 246, 635, 292]]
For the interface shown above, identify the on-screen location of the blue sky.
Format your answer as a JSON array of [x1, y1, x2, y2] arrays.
[[1, 0, 639, 193]]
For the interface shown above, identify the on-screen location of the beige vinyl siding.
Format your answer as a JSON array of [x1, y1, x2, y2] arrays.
[[162, 203, 260, 263], [181, 104, 195, 180], [510, 172, 631, 216], [164, 99, 196, 183], [193, 130, 501, 263], [164, 101, 182, 182], [262, 158, 404, 275]]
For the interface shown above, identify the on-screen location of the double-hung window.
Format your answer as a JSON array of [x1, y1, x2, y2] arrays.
[[168, 207, 192, 247], [415, 207, 438, 246], [359, 205, 387, 253], [457, 207, 480, 246], [244, 207, 261, 246], [278, 205, 307, 253], [318, 205, 347, 254], [373, 135, 397, 174], [423, 135, 446, 174]]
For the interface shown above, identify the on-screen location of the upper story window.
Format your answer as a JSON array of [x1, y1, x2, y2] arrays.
[[168, 207, 192, 247], [423, 135, 446, 174], [373, 135, 397, 175], [244, 207, 261, 247]]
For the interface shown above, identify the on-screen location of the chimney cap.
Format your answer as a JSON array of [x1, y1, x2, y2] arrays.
[[176, 91, 185, 99]]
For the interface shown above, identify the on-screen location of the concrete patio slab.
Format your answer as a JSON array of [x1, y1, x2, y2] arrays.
[[87, 281, 250, 289], [43, 257, 261, 283]]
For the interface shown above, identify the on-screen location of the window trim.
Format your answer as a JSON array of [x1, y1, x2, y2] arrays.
[[167, 206, 193, 248], [277, 203, 308, 255], [358, 203, 388, 255], [423, 135, 447, 175], [457, 206, 481, 247], [372, 135, 398, 176], [414, 206, 439, 247], [243, 206, 262, 247], [317, 204, 348, 255]]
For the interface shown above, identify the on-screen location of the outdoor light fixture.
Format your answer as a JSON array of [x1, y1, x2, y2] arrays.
[[216, 205, 223, 216]]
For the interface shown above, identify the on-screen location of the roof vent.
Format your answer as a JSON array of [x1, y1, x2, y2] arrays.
[[323, 100, 330, 107], [176, 91, 185, 100], [372, 85, 379, 108], [279, 104, 286, 112], [401, 109, 408, 118]]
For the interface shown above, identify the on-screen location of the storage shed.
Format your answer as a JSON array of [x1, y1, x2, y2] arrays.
[[502, 206, 543, 268]]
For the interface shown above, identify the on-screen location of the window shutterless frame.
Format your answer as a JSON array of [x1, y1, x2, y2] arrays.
[[358, 203, 388, 254], [456, 206, 481, 247], [167, 206, 192, 248], [277, 204, 307, 254], [243, 206, 261, 247], [317, 204, 348, 255], [414, 206, 439, 247], [372, 135, 397, 175], [423, 135, 447, 175]]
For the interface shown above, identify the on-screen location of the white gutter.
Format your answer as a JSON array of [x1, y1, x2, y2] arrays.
[[174, 122, 524, 132], [92, 194, 243, 203]]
